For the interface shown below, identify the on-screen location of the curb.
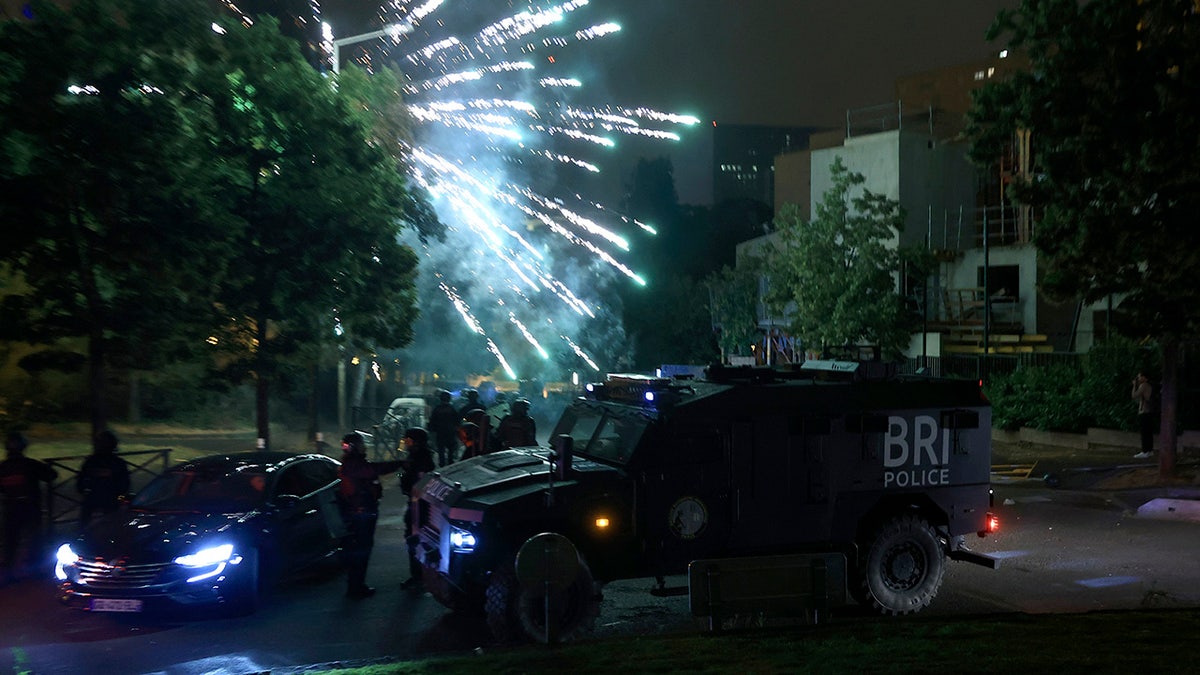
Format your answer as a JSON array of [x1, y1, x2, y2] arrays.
[[1136, 498, 1200, 523]]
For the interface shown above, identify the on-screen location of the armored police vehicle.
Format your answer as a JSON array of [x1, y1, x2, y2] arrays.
[[411, 361, 999, 642]]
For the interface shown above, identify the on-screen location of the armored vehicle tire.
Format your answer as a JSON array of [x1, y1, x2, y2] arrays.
[[859, 514, 945, 615], [484, 555, 600, 644]]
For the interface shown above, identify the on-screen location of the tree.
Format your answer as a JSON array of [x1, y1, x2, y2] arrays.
[[967, 0, 1200, 478], [197, 18, 418, 447], [764, 158, 925, 360], [706, 259, 763, 361], [0, 0, 236, 435], [0, 2, 422, 445]]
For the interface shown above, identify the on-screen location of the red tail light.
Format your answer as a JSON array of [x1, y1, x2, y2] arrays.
[[986, 512, 1000, 534]]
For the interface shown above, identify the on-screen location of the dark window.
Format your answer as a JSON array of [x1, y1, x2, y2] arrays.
[[977, 265, 1019, 301]]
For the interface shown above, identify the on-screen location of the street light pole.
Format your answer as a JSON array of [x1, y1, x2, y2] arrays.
[[327, 23, 413, 74]]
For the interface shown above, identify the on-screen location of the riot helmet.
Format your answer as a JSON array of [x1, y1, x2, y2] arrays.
[[404, 426, 429, 445], [341, 432, 366, 455]]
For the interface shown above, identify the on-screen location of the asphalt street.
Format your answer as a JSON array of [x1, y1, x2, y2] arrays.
[[2, 452, 1199, 674]]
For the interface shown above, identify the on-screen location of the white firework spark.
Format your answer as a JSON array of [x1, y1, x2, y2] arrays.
[[356, 0, 696, 377]]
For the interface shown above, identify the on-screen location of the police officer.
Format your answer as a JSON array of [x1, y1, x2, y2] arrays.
[[458, 388, 486, 418], [457, 421, 482, 460], [77, 429, 131, 525], [428, 390, 460, 466], [497, 398, 537, 449], [399, 427, 435, 590], [0, 431, 57, 581], [336, 432, 404, 599], [486, 392, 510, 431]]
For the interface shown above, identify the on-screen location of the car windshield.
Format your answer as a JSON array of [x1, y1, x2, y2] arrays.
[[552, 404, 650, 465], [132, 467, 269, 513]]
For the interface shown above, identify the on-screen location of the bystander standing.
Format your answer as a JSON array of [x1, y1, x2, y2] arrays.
[[0, 431, 58, 582], [77, 429, 131, 525], [1132, 371, 1156, 460]]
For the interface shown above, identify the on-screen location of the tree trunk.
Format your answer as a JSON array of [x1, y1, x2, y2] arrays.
[[1158, 335, 1179, 479], [255, 316, 271, 450], [307, 364, 318, 442], [88, 324, 107, 440], [128, 371, 141, 424]]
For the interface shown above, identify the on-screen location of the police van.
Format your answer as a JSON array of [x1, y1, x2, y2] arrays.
[[411, 360, 999, 642]]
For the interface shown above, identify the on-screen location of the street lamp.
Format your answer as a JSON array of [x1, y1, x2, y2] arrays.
[[325, 22, 413, 74]]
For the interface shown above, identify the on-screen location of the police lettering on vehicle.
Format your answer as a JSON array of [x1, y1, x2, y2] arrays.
[[424, 479, 455, 502], [883, 415, 951, 488]]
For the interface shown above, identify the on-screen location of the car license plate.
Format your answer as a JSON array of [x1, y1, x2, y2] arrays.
[[90, 598, 143, 613]]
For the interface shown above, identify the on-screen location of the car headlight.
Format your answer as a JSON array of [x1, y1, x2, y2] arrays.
[[55, 543, 80, 581], [449, 525, 477, 553], [174, 543, 236, 583]]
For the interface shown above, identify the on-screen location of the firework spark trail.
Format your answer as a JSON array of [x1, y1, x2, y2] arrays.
[[561, 335, 600, 371], [517, 188, 628, 250], [508, 312, 550, 359], [366, 1, 697, 377]]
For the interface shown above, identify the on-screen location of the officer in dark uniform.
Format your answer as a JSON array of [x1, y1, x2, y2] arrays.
[[458, 388, 486, 418], [428, 390, 460, 466], [77, 429, 131, 525], [457, 421, 482, 460], [336, 432, 404, 599], [497, 398, 538, 449], [399, 427, 435, 589], [0, 431, 58, 581]]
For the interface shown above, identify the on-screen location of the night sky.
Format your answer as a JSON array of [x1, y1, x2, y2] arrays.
[[322, 0, 1020, 202], [324, 1, 1017, 126]]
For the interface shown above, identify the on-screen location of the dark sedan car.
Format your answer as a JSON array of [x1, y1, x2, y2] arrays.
[[54, 452, 346, 615]]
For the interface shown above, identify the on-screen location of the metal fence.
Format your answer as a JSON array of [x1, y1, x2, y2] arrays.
[[901, 352, 1082, 381], [44, 448, 173, 526]]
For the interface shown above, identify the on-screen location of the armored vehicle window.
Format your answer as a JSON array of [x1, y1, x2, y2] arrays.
[[554, 404, 649, 466]]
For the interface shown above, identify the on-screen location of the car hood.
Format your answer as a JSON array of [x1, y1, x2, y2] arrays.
[[74, 509, 257, 564], [415, 447, 618, 520]]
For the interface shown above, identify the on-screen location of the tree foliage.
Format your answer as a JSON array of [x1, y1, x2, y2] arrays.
[[0, 0, 234, 433], [0, 1, 422, 443], [967, 0, 1200, 474], [764, 158, 924, 360], [706, 259, 763, 359], [193, 17, 419, 443]]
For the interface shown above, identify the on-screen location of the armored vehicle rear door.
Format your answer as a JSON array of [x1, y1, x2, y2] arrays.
[[724, 414, 834, 550], [639, 421, 732, 573]]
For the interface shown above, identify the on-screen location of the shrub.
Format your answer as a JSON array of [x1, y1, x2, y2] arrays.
[[985, 337, 1150, 433]]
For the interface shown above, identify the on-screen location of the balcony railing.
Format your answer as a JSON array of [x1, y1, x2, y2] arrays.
[[925, 204, 1035, 252]]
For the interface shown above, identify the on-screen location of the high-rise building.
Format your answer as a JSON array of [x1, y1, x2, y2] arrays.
[[711, 123, 817, 208]]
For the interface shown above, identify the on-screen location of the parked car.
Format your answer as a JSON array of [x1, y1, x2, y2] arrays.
[[54, 451, 345, 615]]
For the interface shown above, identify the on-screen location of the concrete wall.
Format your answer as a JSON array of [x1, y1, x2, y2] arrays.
[[955, 244, 1040, 333], [773, 149, 811, 219], [809, 130, 978, 252]]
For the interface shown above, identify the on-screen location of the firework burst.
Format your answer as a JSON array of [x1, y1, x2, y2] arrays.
[[346, 0, 698, 379]]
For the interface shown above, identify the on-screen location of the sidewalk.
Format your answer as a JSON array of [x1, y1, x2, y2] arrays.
[[992, 438, 1200, 523]]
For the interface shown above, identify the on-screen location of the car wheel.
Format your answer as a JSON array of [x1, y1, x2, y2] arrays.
[[224, 547, 261, 616], [859, 514, 945, 615]]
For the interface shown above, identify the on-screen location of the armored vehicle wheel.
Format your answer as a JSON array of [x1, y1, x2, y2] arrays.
[[484, 554, 600, 644], [859, 514, 945, 615]]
